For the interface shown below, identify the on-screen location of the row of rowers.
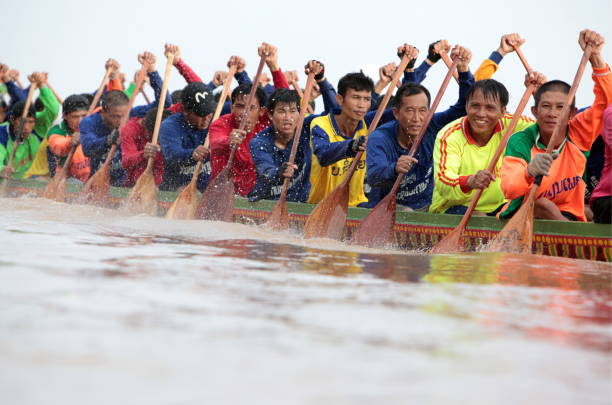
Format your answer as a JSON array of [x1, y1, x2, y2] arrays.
[[1, 32, 610, 224]]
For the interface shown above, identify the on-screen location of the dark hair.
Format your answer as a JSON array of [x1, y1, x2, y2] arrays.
[[466, 79, 509, 108], [143, 108, 172, 133], [34, 97, 44, 112], [171, 90, 183, 103], [101, 90, 129, 111], [80, 93, 95, 107], [267, 88, 300, 111], [231, 83, 266, 107], [63, 94, 89, 115], [394, 83, 431, 109], [337, 71, 374, 97], [0, 99, 8, 111], [534, 80, 573, 108], [9, 100, 36, 119]]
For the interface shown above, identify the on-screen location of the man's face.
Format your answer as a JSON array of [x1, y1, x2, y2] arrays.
[[10, 115, 36, 139], [532, 90, 575, 138], [393, 92, 429, 139], [466, 89, 506, 139], [337, 88, 371, 121], [184, 111, 212, 131], [101, 104, 129, 129], [231, 94, 261, 132], [269, 101, 299, 137], [64, 110, 87, 133]]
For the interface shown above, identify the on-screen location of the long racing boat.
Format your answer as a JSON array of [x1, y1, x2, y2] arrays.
[[5, 178, 612, 262]]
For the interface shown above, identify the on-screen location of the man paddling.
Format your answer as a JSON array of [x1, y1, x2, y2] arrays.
[[366, 45, 474, 211], [208, 43, 290, 197], [429, 74, 543, 215], [47, 95, 90, 182], [158, 82, 216, 191], [249, 88, 311, 202], [80, 90, 129, 186], [499, 29, 611, 222]]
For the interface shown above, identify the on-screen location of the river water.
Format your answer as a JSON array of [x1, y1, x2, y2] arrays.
[[0, 197, 610, 405]]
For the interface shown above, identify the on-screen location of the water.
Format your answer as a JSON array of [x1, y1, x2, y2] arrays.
[[0, 197, 610, 405]]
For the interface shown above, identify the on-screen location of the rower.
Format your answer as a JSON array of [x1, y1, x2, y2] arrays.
[[499, 29, 611, 222], [366, 45, 474, 211]]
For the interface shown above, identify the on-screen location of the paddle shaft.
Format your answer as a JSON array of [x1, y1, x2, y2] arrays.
[[46, 82, 63, 104], [143, 53, 174, 172], [440, 52, 460, 84], [514, 47, 533, 73], [189, 65, 237, 187], [88, 67, 112, 114], [277, 72, 316, 203], [291, 80, 314, 114], [224, 54, 268, 170], [339, 54, 412, 188], [389, 56, 460, 196], [455, 84, 536, 230], [141, 89, 151, 104]]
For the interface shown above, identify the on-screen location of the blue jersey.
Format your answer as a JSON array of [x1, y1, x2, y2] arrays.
[[80, 112, 125, 186], [249, 122, 313, 203], [158, 112, 210, 192], [365, 71, 474, 209]]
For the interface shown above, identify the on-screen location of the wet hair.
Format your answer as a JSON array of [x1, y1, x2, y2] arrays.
[[143, 108, 172, 133], [80, 93, 95, 107], [62, 94, 89, 115], [267, 88, 300, 111], [0, 99, 8, 111], [337, 71, 374, 97], [9, 100, 36, 119], [101, 90, 129, 111], [534, 80, 574, 108], [394, 83, 432, 109], [231, 83, 266, 107], [466, 79, 509, 108], [34, 97, 44, 112], [171, 89, 183, 103]]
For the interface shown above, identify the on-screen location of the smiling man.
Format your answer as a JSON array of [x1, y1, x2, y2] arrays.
[[366, 45, 474, 211], [499, 29, 611, 221], [429, 74, 543, 215]]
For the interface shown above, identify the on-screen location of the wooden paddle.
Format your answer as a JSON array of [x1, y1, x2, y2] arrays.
[[125, 53, 175, 215], [290, 78, 314, 114], [350, 55, 459, 247], [0, 83, 38, 197], [485, 47, 592, 254], [303, 54, 411, 240], [195, 53, 268, 221], [46, 82, 63, 105], [78, 68, 147, 205], [141, 89, 151, 104], [440, 52, 460, 84], [43, 143, 77, 202], [429, 83, 536, 253], [265, 71, 316, 230], [88, 67, 112, 115], [165, 65, 237, 220]]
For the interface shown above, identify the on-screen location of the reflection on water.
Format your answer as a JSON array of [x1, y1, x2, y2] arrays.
[[0, 197, 611, 405]]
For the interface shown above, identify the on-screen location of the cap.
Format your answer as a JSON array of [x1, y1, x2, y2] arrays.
[[181, 82, 216, 117]]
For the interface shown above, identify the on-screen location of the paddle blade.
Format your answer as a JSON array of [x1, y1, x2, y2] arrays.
[[43, 172, 68, 202], [265, 200, 289, 231], [195, 168, 235, 222], [165, 183, 198, 220], [429, 224, 468, 254], [303, 185, 349, 240], [125, 168, 158, 215], [78, 166, 110, 205], [350, 192, 396, 247], [484, 193, 535, 254]]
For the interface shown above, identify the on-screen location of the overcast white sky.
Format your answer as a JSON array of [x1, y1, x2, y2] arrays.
[[2, 0, 611, 114]]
